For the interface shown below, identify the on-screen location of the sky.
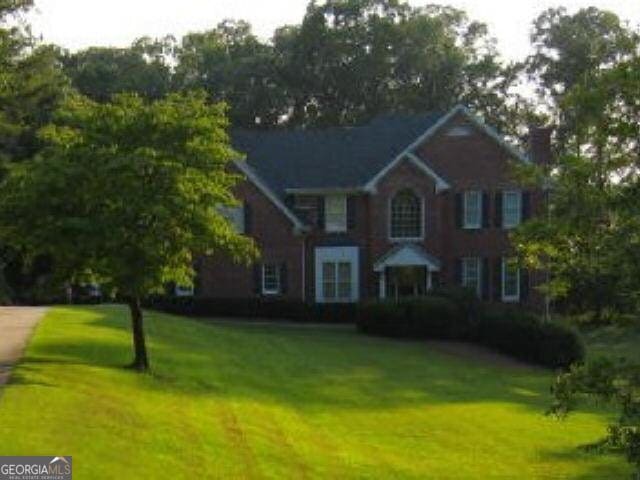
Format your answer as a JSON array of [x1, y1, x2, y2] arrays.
[[26, 0, 640, 61]]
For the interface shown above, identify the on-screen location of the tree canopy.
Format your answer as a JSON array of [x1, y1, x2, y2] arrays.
[[0, 91, 257, 369]]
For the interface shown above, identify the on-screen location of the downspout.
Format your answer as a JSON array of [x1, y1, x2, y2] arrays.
[[301, 235, 306, 303]]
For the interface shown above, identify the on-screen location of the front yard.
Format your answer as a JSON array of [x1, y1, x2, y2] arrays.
[[0, 306, 632, 478]]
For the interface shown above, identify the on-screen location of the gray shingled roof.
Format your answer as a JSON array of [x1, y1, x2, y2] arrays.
[[232, 112, 443, 198]]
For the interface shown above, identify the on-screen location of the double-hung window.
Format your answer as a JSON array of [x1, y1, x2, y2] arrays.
[[390, 190, 422, 239], [262, 264, 280, 295], [325, 195, 347, 232], [322, 261, 352, 302], [462, 257, 481, 296], [463, 191, 482, 229], [502, 191, 522, 229], [502, 257, 520, 302], [219, 203, 245, 234]]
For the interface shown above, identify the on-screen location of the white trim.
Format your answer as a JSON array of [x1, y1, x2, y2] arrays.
[[365, 153, 449, 193], [364, 104, 529, 192], [406, 153, 450, 193], [262, 263, 281, 295], [388, 188, 425, 242], [285, 187, 365, 195], [233, 160, 308, 233], [463, 190, 482, 230], [502, 190, 522, 229], [373, 244, 441, 272], [314, 247, 360, 303], [501, 257, 520, 303], [301, 239, 306, 302]]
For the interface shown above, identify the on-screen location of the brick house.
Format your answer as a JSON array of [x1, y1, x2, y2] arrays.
[[196, 105, 550, 306]]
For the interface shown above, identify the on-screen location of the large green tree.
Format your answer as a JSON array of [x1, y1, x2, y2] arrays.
[[0, 0, 69, 162], [514, 54, 640, 319], [173, 20, 288, 128], [62, 37, 174, 102], [275, 0, 520, 129], [0, 92, 257, 370]]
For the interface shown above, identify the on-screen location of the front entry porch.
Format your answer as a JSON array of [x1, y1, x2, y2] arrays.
[[373, 244, 441, 300]]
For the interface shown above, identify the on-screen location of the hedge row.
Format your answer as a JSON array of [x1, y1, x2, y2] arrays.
[[146, 296, 357, 324], [357, 295, 584, 369]]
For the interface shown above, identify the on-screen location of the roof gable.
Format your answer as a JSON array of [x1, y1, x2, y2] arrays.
[[364, 105, 529, 192]]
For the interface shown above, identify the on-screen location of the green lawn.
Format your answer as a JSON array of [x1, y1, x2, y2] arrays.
[[0, 306, 632, 479]]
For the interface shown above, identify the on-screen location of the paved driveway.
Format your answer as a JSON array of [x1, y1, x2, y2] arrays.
[[0, 307, 47, 384]]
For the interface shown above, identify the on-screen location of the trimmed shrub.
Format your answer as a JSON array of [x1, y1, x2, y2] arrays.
[[357, 297, 584, 369], [472, 307, 584, 369], [146, 296, 357, 324], [357, 296, 466, 339]]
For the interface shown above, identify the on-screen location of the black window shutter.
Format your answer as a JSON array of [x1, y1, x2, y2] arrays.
[[455, 193, 463, 229], [521, 191, 531, 221], [253, 264, 262, 295], [317, 196, 325, 229], [454, 258, 462, 285], [347, 196, 356, 230], [482, 257, 490, 300], [493, 257, 502, 301], [494, 191, 503, 228], [280, 263, 288, 294], [244, 202, 253, 234], [482, 192, 490, 228], [520, 268, 529, 302]]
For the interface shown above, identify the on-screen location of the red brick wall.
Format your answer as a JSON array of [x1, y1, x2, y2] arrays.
[[412, 112, 541, 304], [197, 178, 304, 300], [198, 112, 544, 307]]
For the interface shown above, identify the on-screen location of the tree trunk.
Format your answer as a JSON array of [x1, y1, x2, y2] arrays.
[[127, 296, 149, 372]]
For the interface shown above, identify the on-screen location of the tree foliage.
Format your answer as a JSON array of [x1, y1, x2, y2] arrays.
[[0, 91, 257, 369], [61, 37, 174, 102], [550, 358, 640, 474]]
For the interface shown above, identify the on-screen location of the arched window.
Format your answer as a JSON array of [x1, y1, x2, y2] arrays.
[[390, 190, 422, 239]]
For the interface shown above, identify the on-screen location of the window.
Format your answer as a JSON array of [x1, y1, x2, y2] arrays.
[[464, 191, 482, 229], [174, 285, 194, 297], [502, 191, 522, 229], [315, 246, 359, 303], [502, 258, 520, 302], [390, 190, 422, 239], [262, 264, 280, 295], [219, 203, 245, 233], [462, 257, 481, 296], [446, 124, 473, 137], [322, 261, 352, 301], [325, 195, 347, 232]]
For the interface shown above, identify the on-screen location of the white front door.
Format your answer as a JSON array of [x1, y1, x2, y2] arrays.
[[315, 247, 360, 303]]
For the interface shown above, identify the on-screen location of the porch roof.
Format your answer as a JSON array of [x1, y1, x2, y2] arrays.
[[373, 244, 441, 272]]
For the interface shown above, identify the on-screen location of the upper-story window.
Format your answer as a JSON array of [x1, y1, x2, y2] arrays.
[[219, 203, 245, 234], [463, 191, 482, 229], [446, 124, 473, 137], [325, 195, 347, 232], [502, 191, 522, 229], [390, 189, 422, 240]]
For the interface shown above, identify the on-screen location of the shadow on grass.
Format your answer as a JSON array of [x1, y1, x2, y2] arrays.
[[22, 305, 556, 410], [12, 304, 629, 479]]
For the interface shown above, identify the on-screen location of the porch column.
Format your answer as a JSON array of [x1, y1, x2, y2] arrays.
[[426, 268, 433, 291], [379, 270, 386, 299]]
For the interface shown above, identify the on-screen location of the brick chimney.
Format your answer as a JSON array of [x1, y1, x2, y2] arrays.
[[528, 126, 553, 166]]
